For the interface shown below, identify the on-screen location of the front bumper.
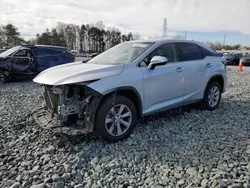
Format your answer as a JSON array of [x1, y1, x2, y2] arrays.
[[32, 107, 88, 135]]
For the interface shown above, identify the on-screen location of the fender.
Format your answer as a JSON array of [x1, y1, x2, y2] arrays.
[[99, 86, 143, 117], [203, 74, 224, 98]]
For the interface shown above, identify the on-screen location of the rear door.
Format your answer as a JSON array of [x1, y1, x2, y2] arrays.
[[36, 47, 74, 73], [36, 47, 62, 73], [175, 42, 207, 102]]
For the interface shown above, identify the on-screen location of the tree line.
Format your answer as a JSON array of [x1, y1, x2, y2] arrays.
[[33, 21, 139, 53], [0, 22, 140, 53], [1, 23, 249, 52], [205, 41, 250, 51]]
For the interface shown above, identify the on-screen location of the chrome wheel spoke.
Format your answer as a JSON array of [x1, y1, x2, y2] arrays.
[[108, 123, 115, 134], [105, 117, 113, 124], [120, 111, 131, 118], [214, 91, 219, 96], [117, 122, 122, 136], [120, 119, 130, 127], [110, 107, 115, 115], [117, 104, 125, 115]]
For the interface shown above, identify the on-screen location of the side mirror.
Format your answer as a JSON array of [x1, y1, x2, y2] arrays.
[[148, 56, 168, 70]]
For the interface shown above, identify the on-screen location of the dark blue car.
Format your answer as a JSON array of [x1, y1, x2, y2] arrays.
[[0, 45, 75, 83]]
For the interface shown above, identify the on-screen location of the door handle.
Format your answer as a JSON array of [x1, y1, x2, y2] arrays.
[[206, 63, 212, 68], [176, 67, 184, 72]]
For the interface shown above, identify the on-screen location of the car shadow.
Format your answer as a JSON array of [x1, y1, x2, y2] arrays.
[[58, 97, 250, 170]]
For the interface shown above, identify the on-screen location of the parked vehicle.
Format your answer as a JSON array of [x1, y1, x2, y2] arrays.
[[241, 54, 250, 66], [33, 39, 227, 142], [222, 53, 234, 65], [70, 50, 78, 55], [0, 45, 75, 83], [232, 53, 243, 65]]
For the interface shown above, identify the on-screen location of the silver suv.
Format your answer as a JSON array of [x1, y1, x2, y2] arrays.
[[33, 39, 227, 142]]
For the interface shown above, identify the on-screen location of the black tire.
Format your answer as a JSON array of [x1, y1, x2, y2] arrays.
[[95, 95, 137, 142], [200, 81, 222, 111], [0, 71, 7, 84]]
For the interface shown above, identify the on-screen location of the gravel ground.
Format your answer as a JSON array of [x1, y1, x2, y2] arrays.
[[1, 66, 250, 188]]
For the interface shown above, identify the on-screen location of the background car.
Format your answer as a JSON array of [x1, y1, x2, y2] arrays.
[[232, 53, 243, 65], [0, 45, 75, 83], [241, 54, 250, 66], [222, 53, 234, 65]]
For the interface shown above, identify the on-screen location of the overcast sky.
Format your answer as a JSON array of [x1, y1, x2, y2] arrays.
[[1, 0, 250, 45]]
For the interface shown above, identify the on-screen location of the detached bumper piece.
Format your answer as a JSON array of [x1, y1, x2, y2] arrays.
[[32, 107, 88, 135]]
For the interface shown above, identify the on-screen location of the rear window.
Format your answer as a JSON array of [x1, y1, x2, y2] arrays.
[[37, 48, 63, 56]]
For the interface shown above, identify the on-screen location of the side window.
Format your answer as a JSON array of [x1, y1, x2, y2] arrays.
[[13, 49, 27, 57], [13, 49, 32, 57], [200, 47, 217, 57], [176, 43, 203, 61], [140, 43, 175, 66], [37, 48, 62, 56]]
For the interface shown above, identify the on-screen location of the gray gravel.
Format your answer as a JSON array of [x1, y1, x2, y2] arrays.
[[1, 66, 250, 188]]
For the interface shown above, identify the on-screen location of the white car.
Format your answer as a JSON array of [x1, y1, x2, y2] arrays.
[[33, 39, 227, 142]]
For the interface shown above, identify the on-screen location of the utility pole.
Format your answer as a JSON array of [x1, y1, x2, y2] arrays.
[[223, 33, 226, 48], [163, 18, 167, 39], [185, 31, 187, 39]]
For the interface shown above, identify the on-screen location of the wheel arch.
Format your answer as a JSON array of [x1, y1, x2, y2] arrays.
[[96, 86, 143, 118], [204, 74, 224, 98]]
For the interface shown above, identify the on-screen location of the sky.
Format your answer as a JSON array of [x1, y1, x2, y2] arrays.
[[1, 0, 250, 45]]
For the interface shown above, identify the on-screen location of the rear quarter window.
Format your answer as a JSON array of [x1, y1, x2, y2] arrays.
[[37, 48, 63, 56], [200, 47, 218, 57], [176, 43, 203, 61]]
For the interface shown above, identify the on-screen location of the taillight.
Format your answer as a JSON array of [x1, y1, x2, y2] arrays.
[[72, 54, 75, 61]]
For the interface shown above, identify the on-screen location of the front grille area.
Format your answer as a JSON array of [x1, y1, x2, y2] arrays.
[[44, 85, 59, 114]]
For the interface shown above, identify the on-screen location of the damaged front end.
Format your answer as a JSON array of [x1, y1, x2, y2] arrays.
[[33, 82, 102, 135]]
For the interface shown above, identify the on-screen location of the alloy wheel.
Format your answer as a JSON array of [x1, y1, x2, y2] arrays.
[[105, 104, 132, 137], [208, 86, 220, 107]]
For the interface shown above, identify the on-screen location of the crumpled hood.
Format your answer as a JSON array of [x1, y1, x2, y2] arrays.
[[33, 61, 124, 85]]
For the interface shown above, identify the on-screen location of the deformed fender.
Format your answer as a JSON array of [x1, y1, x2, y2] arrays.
[[92, 86, 144, 117]]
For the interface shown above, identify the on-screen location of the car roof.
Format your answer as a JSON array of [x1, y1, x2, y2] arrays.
[[126, 39, 217, 53], [126, 39, 202, 44], [21, 44, 66, 49]]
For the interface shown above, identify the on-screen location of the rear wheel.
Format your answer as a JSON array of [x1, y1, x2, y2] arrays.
[[95, 95, 137, 142], [0, 71, 7, 84], [200, 81, 222, 111]]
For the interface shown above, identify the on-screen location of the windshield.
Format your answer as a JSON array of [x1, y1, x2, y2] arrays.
[[0, 46, 21, 57], [244, 54, 250, 59], [87, 42, 154, 65], [223, 54, 233, 59]]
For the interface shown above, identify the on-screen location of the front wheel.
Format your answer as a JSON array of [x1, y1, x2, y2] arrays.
[[200, 81, 222, 111], [95, 95, 137, 142]]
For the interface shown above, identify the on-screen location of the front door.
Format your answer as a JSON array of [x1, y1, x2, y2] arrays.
[[10, 48, 35, 76], [140, 43, 185, 115]]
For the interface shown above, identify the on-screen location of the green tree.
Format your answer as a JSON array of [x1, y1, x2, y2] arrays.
[[2, 24, 22, 46]]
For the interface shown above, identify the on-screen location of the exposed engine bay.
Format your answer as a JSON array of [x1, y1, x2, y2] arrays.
[[33, 83, 102, 135]]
